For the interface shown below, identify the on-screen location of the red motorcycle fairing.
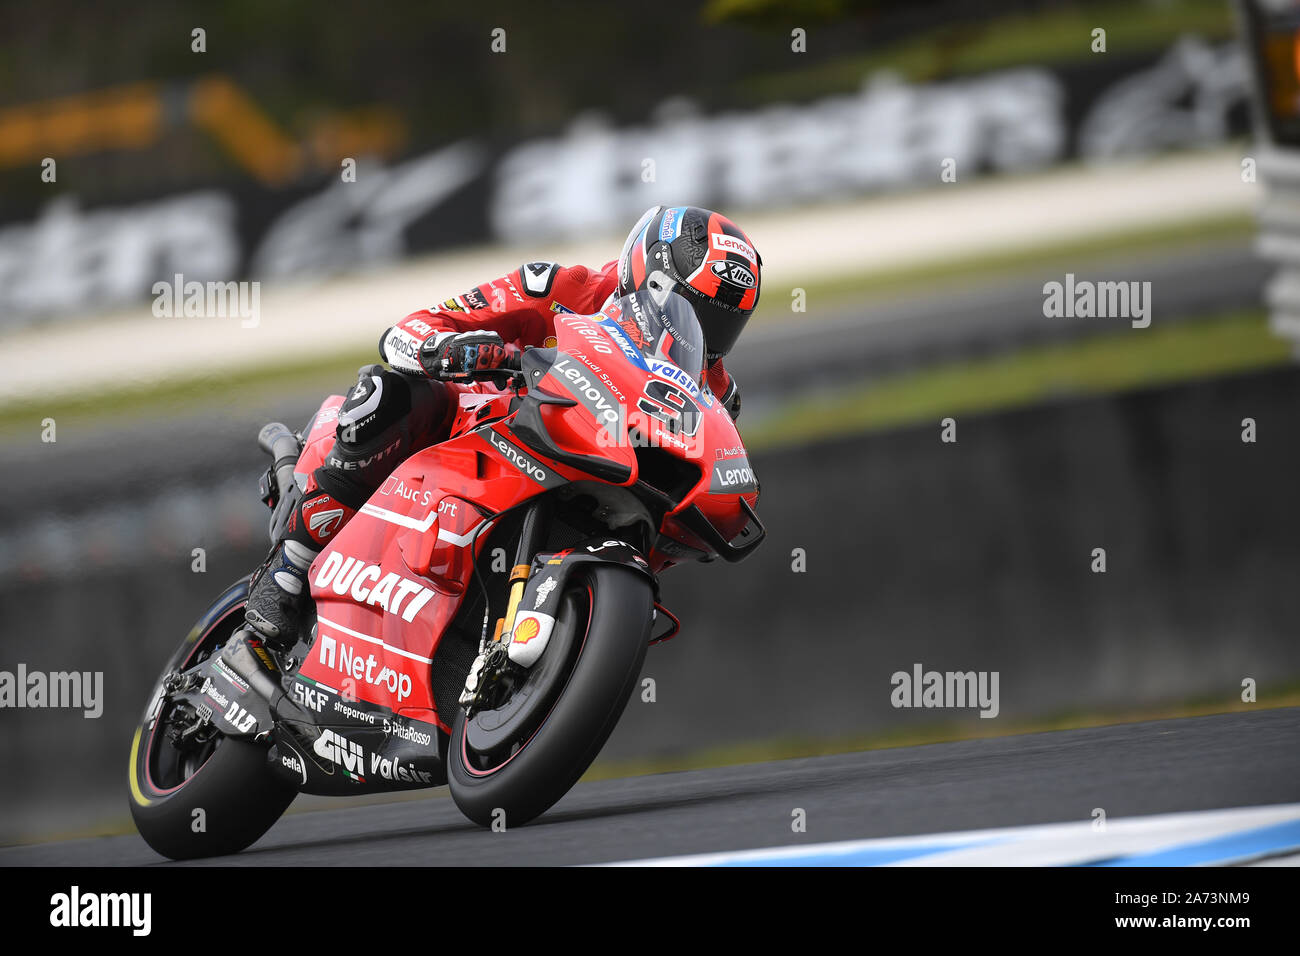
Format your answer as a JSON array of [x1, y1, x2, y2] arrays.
[[534, 308, 760, 569], [295, 406, 593, 735], [294, 393, 345, 482], [288, 293, 760, 756]]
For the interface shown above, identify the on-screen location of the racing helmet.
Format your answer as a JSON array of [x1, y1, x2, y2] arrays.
[[616, 205, 761, 361]]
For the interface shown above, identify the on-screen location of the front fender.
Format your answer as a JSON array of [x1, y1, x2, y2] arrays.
[[505, 536, 656, 667]]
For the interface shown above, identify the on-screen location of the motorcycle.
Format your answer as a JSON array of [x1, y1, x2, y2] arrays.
[[127, 289, 765, 859]]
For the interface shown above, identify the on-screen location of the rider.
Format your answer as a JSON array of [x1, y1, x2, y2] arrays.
[[240, 205, 762, 655]]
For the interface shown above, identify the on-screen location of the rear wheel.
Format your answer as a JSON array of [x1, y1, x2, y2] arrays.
[[448, 565, 653, 827], [128, 578, 297, 859]]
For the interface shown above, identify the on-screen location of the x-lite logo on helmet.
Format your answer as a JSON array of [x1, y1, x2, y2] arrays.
[[616, 205, 761, 361]]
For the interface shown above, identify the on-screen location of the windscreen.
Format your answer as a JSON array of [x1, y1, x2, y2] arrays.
[[605, 290, 706, 383]]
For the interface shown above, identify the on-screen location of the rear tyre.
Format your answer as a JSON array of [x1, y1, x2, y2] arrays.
[[128, 578, 297, 859], [448, 565, 653, 827]]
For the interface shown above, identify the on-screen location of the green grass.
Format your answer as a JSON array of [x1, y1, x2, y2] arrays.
[[731, 0, 1234, 102], [0, 349, 377, 440], [746, 309, 1290, 450]]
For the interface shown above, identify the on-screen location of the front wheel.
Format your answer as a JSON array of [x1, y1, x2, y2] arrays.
[[448, 565, 653, 828], [128, 577, 298, 859]]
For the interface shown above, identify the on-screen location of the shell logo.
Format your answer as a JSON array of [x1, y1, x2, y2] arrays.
[[513, 617, 541, 644]]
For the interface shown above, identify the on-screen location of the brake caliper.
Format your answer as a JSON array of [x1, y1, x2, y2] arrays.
[[459, 640, 527, 718]]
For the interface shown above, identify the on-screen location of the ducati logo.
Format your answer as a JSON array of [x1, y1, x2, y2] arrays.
[[313, 553, 437, 623], [308, 508, 345, 538]]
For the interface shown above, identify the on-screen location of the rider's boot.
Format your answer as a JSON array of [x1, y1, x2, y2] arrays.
[[243, 538, 319, 654], [223, 487, 355, 678]]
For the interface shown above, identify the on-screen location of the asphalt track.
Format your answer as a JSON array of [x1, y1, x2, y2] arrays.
[[2, 708, 1295, 866]]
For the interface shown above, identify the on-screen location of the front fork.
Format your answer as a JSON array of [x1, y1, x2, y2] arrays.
[[459, 503, 664, 717], [493, 498, 550, 645], [460, 499, 549, 715]]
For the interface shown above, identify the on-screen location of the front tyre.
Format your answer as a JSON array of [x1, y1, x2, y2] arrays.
[[448, 565, 653, 828], [128, 578, 297, 860]]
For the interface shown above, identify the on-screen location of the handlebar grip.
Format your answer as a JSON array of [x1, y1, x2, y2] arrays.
[[453, 349, 526, 383]]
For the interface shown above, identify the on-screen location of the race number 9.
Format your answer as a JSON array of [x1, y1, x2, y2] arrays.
[[637, 380, 701, 437]]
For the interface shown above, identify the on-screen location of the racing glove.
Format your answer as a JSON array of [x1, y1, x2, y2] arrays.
[[419, 330, 512, 381], [380, 325, 513, 381]]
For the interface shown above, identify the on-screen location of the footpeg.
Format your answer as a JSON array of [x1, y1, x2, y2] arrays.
[[220, 630, 283, 699]]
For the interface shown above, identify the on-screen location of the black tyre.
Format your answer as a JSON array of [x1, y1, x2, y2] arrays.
[[448, 564, 653, 827], [128, 578, 297, 860]]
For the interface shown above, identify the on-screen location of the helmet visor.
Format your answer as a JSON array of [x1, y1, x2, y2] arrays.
[[608, 290, 706, 383]]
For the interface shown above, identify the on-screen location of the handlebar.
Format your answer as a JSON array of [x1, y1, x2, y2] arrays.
[[444, 347, 527, 386]]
